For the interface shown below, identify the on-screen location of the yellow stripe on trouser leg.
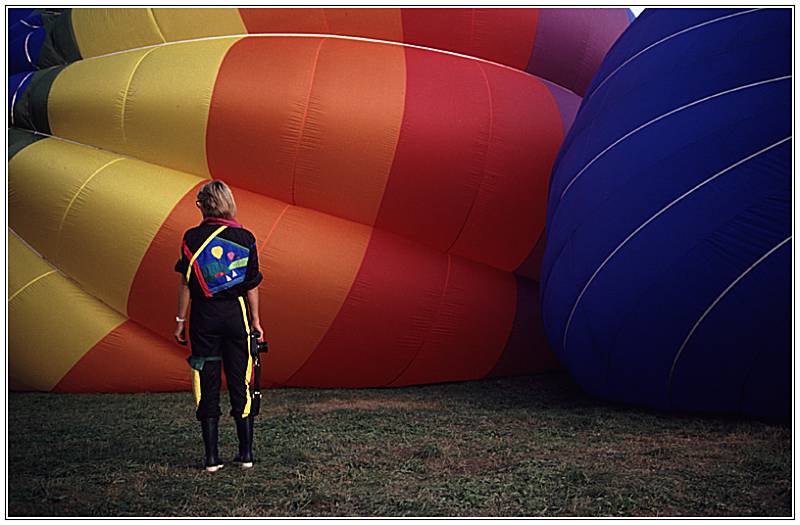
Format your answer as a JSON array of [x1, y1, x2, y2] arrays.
[[238, 297, 253, 418], [193, 369, 202, 407]]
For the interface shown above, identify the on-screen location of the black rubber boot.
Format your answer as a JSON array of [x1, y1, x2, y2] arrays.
[[232, 416, 254, 468], [201, 418, 224, 472]]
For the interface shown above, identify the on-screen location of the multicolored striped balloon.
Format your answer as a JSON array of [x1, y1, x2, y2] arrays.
[[9, 7, 632, 95], [8, 9, 630, 392]]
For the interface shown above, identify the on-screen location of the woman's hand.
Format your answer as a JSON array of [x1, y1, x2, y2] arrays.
[[246, 288, 264, 342], [251, 320, 265, 342], [175, 277, 190, 346], [174, 321, 187, 346]]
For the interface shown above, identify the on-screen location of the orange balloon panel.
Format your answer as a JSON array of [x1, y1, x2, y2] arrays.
[[54, 320, 191, 393], [206, 36, 407, 227]]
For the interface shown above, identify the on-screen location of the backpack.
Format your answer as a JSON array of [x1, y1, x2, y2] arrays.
[[185, 225, 250, 297]]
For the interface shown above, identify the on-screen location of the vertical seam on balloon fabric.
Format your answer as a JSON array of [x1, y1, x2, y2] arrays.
[[24, 31, 38, 69], [54, 157, 126, 264], [385, 254, 453, 386], [279, 226, 376, 387], [560, 136, 791, 355], [234, 8, 248, 33], [666, 235, 791, 402], [469, 8, 476, 55], [369, 43, 408, 227], [290, 38, 325, 206], [119, 47, 159, 146], [257, 203, 292, 257], [202, 37, 241, 180], [557, 75, 791, 203], [398, 8, 406, 42], [588, 9, 763, 99], [525, 8, 541, 74], [538, 77, 567, 139], [10, 71, 35, 127], [8, 270, 58, 303], [321, 8, 331, 33], [445, 61, 493, 254], [146, 8, 168, 43]]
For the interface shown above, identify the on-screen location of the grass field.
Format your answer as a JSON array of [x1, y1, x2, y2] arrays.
[[7, 373, 792, 517]]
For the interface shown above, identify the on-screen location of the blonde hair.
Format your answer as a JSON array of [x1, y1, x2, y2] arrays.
[[197, 180, 237, 219]]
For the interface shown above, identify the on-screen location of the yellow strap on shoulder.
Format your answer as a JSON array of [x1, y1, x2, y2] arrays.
[[185, 225, 228, 282]]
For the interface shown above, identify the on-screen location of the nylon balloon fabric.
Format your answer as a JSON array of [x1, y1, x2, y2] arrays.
[[7, 8, 631, 95], [7, 9, 630, 393], [540, 8, 791, 420]]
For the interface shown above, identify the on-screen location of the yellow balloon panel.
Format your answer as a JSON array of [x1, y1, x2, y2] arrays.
[[123, 38, 237, 177], [9, 137, 121, 261], [9, 137, 202, 315], [8, 231, 126, 391], [49, 38, 238, 178], [8, 234, 54, 299], [48, 47, 150, 154], [150, 8, 246, 41], [71, 8, 165, 58]]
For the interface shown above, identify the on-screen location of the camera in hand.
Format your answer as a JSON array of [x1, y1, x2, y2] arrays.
[[248, 330, 268, 417], [249, 331, 269, 354]]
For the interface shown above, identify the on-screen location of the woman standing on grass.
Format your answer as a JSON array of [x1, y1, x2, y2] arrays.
[[173, 180, 265, 472]]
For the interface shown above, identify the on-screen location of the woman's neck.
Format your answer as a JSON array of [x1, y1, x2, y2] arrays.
[[202, 216, 242, 228]]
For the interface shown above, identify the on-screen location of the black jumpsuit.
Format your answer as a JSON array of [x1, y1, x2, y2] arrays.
[[174, 217, 263, 421]]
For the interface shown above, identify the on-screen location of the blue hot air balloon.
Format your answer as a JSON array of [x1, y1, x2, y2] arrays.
[[541, 8, 791, 420]]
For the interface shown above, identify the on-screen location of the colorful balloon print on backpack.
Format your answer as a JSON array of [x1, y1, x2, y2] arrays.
[[193, 236, 249, 297]]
